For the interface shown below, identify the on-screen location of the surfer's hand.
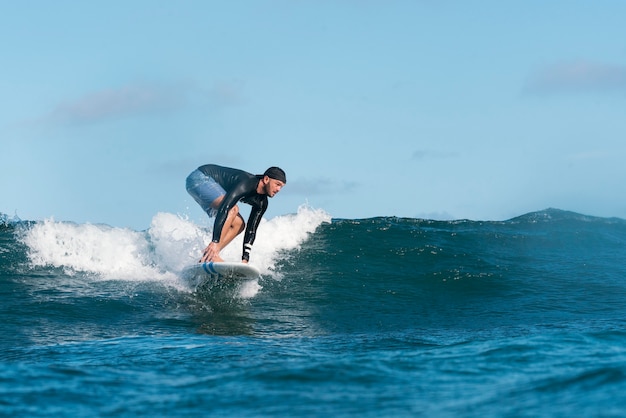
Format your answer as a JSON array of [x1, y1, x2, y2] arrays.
[[200, 242, 220, 263], [199, 247, 210, 263]]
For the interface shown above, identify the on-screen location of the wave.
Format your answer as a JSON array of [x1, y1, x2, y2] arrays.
[[3, 207, 626, 341], [5, 205, 331, 294]]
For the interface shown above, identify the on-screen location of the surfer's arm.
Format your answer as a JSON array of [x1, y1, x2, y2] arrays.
[[242, 201, 267, 262]]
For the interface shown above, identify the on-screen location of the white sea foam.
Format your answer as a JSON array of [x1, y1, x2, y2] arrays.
[[20, 204, 331, 297]]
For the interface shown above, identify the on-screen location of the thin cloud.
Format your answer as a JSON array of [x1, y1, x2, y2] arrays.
[[46, 83, 187, 125], [38, 80, 245, 126], [411, 149, 458, 161], [210, 80, 247, 106], [565, 150, 611, 161], [525, 60, 626, 95], [286, 177, 359, 196]]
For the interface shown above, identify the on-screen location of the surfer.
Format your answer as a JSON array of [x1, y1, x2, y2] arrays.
[[186, 164, 287, 263]]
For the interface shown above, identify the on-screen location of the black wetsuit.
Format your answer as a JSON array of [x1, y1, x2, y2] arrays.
[[197, 164, 267, 262]]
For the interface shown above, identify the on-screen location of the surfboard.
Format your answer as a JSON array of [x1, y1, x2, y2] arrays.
[[181, 261, 261, 288]]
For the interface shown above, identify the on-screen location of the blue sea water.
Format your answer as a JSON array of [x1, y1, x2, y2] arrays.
[[2, 207, 626, 417]]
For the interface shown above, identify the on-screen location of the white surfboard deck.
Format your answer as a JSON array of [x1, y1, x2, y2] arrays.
[[182, 261, 261, 288]]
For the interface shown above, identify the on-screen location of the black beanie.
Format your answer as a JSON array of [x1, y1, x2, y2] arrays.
[[263, 167, 287, 183]]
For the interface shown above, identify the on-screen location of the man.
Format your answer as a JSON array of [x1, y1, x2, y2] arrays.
[[186, 164, 286, 263]]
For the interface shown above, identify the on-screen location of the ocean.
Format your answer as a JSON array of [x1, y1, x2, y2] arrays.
[[1, 207, 626, 417]]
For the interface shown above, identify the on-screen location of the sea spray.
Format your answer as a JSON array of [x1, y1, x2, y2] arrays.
[[21, 218, 163, 281], [19, 204, 331, 293]]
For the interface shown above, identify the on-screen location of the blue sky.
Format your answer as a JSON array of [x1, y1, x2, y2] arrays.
[[2, 1, 626, 229]]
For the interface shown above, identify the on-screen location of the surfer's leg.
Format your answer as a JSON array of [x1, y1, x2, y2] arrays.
[[202, 203, 245, 262], [186, 171, 224, 218], [218, 205, 246, 248]]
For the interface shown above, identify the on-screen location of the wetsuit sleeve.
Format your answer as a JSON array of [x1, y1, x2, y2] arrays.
[[242, 198, 268, 262]]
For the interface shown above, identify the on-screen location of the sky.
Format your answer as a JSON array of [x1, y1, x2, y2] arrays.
[[2, 0, 626, 230]]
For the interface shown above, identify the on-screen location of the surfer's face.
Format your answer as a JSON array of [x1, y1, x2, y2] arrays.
[[264, 177, 285, 197]]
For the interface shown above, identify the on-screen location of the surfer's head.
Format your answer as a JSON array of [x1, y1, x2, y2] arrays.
[[260, 167, 286, 198], [263, 167, 287, 184]]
